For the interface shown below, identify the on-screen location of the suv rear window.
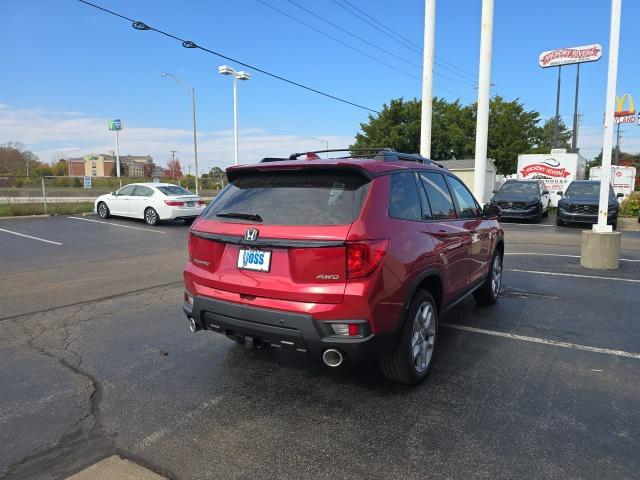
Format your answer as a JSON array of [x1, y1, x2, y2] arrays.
[[206, 170, 370, 225]]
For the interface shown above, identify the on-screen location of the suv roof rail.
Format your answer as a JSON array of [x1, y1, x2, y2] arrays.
[[260, 148, 444, 168]]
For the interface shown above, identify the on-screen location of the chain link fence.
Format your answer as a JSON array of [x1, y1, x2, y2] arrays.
[[0, 175, 225, 216]]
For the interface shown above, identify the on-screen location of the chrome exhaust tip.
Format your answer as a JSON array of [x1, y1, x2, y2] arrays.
[[188, 317, 198, 333], [322, 349, 344, 368]]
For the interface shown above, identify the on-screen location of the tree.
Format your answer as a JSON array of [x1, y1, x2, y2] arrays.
[[163, 157, 183, 179], [0, 142, 42, 176], [529, 117, 572, 154], [484, 96, 541, 174], [351, 96, 542, 174], [143, 162, 157, 178], [110, 161, 129, 177]]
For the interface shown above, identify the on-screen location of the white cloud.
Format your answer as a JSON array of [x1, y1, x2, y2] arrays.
[[0, 104, 354, 172]]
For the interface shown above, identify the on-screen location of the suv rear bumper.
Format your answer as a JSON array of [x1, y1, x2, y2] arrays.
[[184, 295, 396, 362]]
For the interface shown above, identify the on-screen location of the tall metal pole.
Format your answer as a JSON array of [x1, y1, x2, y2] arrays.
[[473, 0, 494, 204], [553, 65, 562, 148], [191, 87, 199, 195], [115, 129, 121, 178], [594, 0, 622, 233], [420, 0, 436, 158], [571, 63, 580, 152], [233, 75, 239, 166]]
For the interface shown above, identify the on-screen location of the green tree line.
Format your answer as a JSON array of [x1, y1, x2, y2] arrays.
[[351, 96, 572, 175]]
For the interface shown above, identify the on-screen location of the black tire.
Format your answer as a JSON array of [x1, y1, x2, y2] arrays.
[[144, 207, 160, 226], [611, 222, 617, 231], [97, 202, 110, 219], [534, 204, 543, 223], [380, 290, 438, 386], [543, 204, 549, 218], [556, 216, 565, 227], [473, 250, 502, 306]]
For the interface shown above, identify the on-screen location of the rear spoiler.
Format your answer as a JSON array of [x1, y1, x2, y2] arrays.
[[226, 163, 376, 182]]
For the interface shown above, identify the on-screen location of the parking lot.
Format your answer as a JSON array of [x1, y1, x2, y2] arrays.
[[1, 214, 639, 479]]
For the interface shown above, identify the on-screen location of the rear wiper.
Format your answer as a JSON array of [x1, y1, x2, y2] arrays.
[[216, 212, 263, 222]]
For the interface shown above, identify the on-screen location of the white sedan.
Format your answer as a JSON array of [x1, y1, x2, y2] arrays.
[[94, 183, 206, 225]]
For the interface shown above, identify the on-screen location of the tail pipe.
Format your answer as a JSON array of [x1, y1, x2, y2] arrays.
[[188, 317, 200, 333], [322, 348, 344, 368]]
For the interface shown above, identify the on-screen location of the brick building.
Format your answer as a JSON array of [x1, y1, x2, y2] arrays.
[[65, 154, 154, 177]]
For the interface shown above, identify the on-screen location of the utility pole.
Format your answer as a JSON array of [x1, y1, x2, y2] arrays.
[[473, 0, 494, 204], [420, 0, 436, 158], [170, 150, 177, 180], [614, 123, 622, 165]]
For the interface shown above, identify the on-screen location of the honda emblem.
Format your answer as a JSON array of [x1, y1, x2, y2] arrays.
[[244, 228, 259, 241]]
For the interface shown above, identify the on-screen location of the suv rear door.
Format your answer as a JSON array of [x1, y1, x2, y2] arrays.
[[445, 175, 491, 285], [189, 168, 371, 304], [418, 171, 471, 302]]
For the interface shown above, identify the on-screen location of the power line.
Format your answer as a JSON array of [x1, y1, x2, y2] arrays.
[[280, 0, 476, 88], [332, 0, 478, 83], [285, 0, 422, 70], [77, 0, 380, 113], [256, 0, 420, 81]]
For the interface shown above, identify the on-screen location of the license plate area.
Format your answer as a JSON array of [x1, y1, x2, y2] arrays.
[[237, 249, 271, 272], [186, 201, 195, 207]]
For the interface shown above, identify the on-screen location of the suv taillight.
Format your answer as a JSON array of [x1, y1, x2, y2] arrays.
[[346, 239, 390, 279], [188, 232, 194, 260]]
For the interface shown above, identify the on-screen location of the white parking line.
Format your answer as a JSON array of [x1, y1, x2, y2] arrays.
[[506, 252, 640, 263], [68, 216, 165, 234], [501, 223, 555, 227], [0, 227, 62, 245], [441, 323, 640, 360], [506, 268, 640, 283]]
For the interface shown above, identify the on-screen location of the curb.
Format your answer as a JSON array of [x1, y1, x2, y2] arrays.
[[0, 214, 51, 220], [619, 217, 640, 232]]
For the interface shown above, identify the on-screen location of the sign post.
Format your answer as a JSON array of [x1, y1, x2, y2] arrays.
[[108, 119, 123, 178], [539, 44, 602, 151]]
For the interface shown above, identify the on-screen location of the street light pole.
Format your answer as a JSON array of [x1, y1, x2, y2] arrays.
[[219, 65, 251, 166], [191, 87, 199, 194], [161, 73, 199, 195], [233, 74, 239, 166]]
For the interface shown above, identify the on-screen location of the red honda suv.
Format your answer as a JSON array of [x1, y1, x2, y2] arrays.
[[183, 149, 503, 385]]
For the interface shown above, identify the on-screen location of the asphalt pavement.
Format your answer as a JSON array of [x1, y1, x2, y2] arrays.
[[1, 215, 639, 479]]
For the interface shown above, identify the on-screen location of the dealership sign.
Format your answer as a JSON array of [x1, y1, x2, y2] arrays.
[[538, 44, 602, 68], [614, 93, 635, 124], [520, 162, 570, 178]]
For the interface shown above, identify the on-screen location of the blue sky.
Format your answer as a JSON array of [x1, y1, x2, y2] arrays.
[[1, 0, 639, 171]]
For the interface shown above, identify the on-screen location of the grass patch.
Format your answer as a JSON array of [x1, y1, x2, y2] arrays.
[[0, 202, 95, 217]]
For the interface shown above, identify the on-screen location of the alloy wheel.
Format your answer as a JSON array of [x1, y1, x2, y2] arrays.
[[491, 254, 502, 297], [411, 302, 436, 373]]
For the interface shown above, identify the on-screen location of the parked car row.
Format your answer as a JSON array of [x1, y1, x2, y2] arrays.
[[489, 179, 623, 229]]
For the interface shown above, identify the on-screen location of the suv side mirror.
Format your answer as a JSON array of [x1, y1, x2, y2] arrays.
[[556, 191, 563, 196], [492, 189, 497, 194], [482, 203, 501, 220], [542, 190, 549, 195], [616, 192, 624, 198]]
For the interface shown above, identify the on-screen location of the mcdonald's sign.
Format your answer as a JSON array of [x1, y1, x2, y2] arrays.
[[614, 94, 636, 124]]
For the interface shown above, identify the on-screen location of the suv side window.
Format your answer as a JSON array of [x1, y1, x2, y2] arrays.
[[446, 176, 480, 219], [419, 172, 456, 220], [388, 172, 422, 221], [117, 185, 136, 196]]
